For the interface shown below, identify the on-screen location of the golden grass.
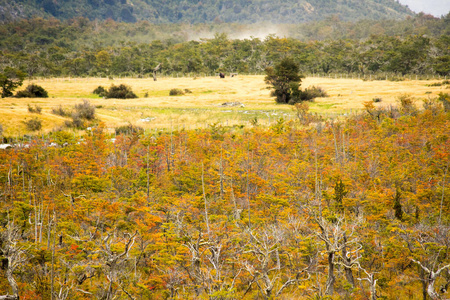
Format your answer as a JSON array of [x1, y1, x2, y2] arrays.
[[0, 75, 448, 136]]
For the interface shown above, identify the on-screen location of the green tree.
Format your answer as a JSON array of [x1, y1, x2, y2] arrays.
[[0, 67, 26, 98], [264, 57, 303, 104]]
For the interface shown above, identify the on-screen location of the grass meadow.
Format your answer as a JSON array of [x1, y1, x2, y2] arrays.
[[0, 75, 448, 136]]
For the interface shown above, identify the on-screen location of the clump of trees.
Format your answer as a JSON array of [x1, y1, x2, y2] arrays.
[[265, 58, 328, 104], [16, 84, 48, 98]]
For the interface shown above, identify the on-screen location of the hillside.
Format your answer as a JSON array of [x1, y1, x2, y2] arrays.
[[0, 0, 414, 24]]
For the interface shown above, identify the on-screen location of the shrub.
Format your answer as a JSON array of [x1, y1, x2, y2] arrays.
[[51, 105, 70, 117], [105, 84, 137, 99], [64, 100, 96, 129], [169, 88, 184, 96], [65, 116, 85, 129], [184, 89, 192, 93], [73, 100, 95, 120], [299, 86, 328, 101], [23, 117, 42, 131], [423, 98, 443, 115], [115, 124, 144, 135], [16, 84, 48, 98], [397, 94, 417, 115], [373, 97, 382, 103], [438, 92, 450, 112], [27, 104, 42, 114], [93, 86, 106, 96]]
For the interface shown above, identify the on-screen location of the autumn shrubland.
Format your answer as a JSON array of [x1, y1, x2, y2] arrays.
[[0, 91, 449, 299], [0, 75, 448, 136]]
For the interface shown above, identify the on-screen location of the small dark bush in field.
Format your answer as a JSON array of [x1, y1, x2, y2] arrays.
[[93, 86, 106, 96], [373, 97, 382, 103], [28, 104, 42, 114], [52, 105, 70, 117], [169, 88, 184, 96], [106, 84, 137, 99], [184, 89, 192, 93], [115, 124, 144, 135], [16, 84, 48, 98], [74, 100, 95, 120], [23, 117, 42, 131], [300, 86, 328, 101]]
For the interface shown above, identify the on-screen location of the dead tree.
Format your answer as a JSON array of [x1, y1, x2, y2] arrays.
[[312, 214, 361, 296], [0, 222, 28, 300], [241, 225, 310, 300], [411, 259, 450, 300], [94, 230, 138, 300], [153, 63, 161, 81]]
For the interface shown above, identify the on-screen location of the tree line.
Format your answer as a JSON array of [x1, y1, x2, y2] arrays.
[[0, 15, 449, 78], [0, 96, 449, 299]]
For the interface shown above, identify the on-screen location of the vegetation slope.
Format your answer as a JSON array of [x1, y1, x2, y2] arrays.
[[0, 0, 414, 24]]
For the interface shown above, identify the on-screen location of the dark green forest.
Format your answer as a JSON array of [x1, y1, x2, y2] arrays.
[[0, 14, 449, 78], [0, 0, 414, 24]]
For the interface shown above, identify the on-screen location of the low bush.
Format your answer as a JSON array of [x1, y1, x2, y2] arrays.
[[373, 97, 382, 103], [397, 94, 417, 115], [16, 84, 48, 98], [52, 105, 70, 117], [169, 88, 184, 96], [23, 117, 42, 131], [64, 100, 96, 129], [105, 84, 137, 99], [115, 124, 144, 135], [73, 100, 95, 120], [28, 104, 42, 114], [299, 86, 328, 101], [93, 86, 106, 96]]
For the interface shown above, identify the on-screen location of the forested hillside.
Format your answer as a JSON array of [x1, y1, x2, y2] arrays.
[[1, 97, 449, 299], [0, 0, 414, 24]]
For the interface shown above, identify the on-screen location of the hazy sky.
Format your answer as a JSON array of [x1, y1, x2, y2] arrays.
[[398, 0, 450, 17]]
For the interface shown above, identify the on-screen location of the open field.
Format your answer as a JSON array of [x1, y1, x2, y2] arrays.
[[0, 75, 448, 136]]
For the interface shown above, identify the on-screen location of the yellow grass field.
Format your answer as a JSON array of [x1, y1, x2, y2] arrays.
[[0, 75, 448, 136]]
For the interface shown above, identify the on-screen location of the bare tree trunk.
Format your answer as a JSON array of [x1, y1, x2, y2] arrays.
[[325, 252, 335, 296], [342, 233, 355, 287], [5, 268, 19, 299]]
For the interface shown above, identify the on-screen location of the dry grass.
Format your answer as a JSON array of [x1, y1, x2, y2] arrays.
[[0, 75, 447, 136]]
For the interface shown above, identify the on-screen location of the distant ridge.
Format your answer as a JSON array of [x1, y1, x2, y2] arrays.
[[0, 0, 414, 24]]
